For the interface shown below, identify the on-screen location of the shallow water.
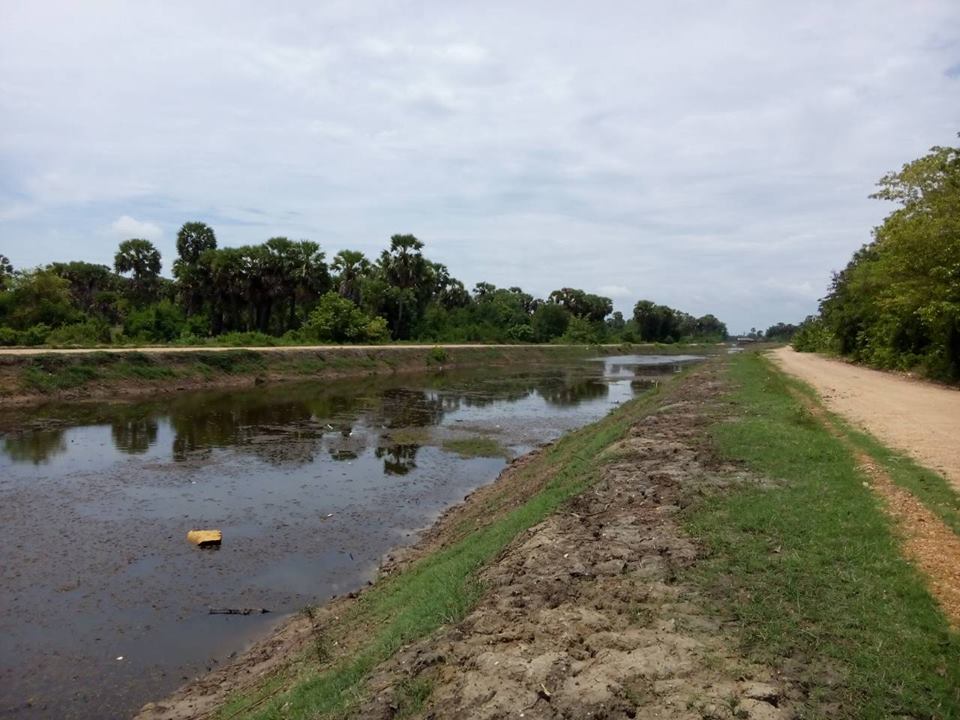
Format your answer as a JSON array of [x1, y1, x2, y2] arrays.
[[0, 354, 701, 719]]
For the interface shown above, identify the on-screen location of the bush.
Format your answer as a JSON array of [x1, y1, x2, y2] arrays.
[[123, 300, 186, 343], [213, 331, 279, 347], [532, 303, 570, 342], [16, 324, 52, 346], [303, 293, 390, 343], [506, 323, 534, 343], [45, 320, 111, 347], [427, 346, 449, 364], [792, 316, 834, 353], [0, 327, 19, 346]]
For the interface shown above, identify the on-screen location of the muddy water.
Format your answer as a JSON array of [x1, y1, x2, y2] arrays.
[[0, 354, 699, 719]]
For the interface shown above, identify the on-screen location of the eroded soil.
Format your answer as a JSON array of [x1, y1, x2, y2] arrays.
[[137, 361, 801, 720], [352, 364, 794, 719]]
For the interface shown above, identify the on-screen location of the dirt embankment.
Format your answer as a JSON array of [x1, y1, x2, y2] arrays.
[[139, 361, 795, 720], [0, 344, 613, 408], [770, 347, 960, 490], [355, 363, 792, 720]]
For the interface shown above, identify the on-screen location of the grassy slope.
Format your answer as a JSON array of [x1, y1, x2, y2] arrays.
[[2, 345, 618, 399], [214, 369, 679, 720], [686, 352, 960, 718]]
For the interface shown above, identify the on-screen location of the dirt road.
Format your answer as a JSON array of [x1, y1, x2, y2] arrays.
[[771, 347, 960, 490]]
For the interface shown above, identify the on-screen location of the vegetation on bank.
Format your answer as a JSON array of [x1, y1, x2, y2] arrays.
[[687, 353, 960, 716], [441, 436, 509, 459], [792, 140, 960, 381], [0, 344, 631, 399], [0, 230, 727, 349], [210, 367, 674, 720]]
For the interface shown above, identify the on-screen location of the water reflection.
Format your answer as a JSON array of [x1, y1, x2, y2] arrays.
[[111, 417, 159, 454], [2, 429, 67, 465], [0, 356, 701, 467], [375, 444, 419, 475]]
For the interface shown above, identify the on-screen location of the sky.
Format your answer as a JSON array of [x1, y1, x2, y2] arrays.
[[1, 1, 959, 332]]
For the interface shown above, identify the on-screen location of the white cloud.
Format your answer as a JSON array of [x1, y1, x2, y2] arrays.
[[0, 201, 38, 222], [1, 0, 958, 329], [109, 216, 162, 242], [597, 285, 633, 299]]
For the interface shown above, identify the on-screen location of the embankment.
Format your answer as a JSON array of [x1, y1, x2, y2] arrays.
[[137, 350, 960, 719], [0, 344, 635, 407]]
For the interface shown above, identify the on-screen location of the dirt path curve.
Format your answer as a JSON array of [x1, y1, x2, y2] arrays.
[[770, 347, 960, 491]]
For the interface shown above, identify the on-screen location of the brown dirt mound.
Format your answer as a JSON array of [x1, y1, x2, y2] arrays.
[[356, 367, 795, 719]]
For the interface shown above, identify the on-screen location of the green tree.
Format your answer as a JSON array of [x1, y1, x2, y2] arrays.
[[332, 250, 371, 305], [814, 141, 960, 378], [532, 303, 571, 342], [1, 269, 79, 329], [113, 239, 162, 306], [48, 261, 122, 321], [548, 288, 613, 322], [0, 254, 12, 291], [303, 292, 389, 343], [173, 222, 217, 315]]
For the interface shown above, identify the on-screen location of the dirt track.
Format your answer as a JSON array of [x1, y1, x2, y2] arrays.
[[771, 347, 960, 490]]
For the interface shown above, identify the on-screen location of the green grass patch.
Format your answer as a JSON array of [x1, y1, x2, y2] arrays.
[[441, 436, 508, 458], [685, 352, 960, 717], [384, 427, 433, 446], [192, 350, 266, 374], [823, 415, 960, 538], [215, 373, 671, 720], [22, 362, 101, 392], [391, 677, 433, 719]]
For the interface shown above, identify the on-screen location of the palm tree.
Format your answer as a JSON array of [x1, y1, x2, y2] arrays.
[[114, 239, 162, 305], [332, 250, 370, 305]]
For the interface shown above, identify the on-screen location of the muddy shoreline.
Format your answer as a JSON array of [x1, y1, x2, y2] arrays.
[[0, 344, 664, 408], [4, 353, 684, 719], [137, 356, 795, 720], [133, 445, 558, 719]]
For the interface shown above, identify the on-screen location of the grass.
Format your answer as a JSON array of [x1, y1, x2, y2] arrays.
[[23, 361, 100, 391], [441, 436, 508, 458], [214, 372, 672, 720], [685, 352, 960, 717], [823, 414, 960, 538]]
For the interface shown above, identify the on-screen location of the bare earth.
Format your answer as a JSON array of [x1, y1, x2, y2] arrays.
[[138, 362, 796, 720], [770, 347, 960, 491]]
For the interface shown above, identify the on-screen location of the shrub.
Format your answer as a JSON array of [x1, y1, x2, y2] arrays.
[[45, 320, 111, 347], [303, 292, 390, 343]]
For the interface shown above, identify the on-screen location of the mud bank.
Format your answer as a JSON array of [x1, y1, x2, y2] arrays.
[[0, 344, 670, 408], [135, 357, 794, 720]]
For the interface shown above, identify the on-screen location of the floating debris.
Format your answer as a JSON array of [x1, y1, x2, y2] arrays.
[[186, 530, 222, 548]]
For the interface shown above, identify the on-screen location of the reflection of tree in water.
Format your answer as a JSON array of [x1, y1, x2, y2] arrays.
[[2, 429, 67, 464], [538, 378, 609, 406], [377, 389, 445, 429], [326, 425, 367, 461], [111, 418, 158, 454], [170, 398, 317, 463], [375, 443, 419, 475]]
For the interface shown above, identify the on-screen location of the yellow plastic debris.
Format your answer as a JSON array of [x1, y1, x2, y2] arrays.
[[187, 529, 222, 548]]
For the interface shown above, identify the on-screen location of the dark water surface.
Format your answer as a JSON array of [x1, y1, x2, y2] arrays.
[[0, 354, 700, 719]]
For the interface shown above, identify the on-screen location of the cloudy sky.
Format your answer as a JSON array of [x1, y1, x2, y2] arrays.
[[1, 1, 958, 331]]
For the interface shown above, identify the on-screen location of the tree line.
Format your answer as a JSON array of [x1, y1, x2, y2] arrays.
[[793, 139, 960, 381], [0, 227, 728, 347]]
